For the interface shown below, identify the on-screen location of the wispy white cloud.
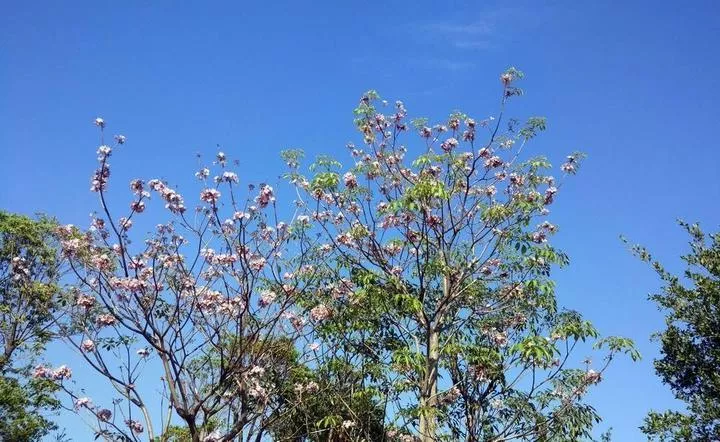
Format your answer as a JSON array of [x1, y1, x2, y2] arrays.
[[424, 20, 493, 36], [453, 40, 493, 50], [352, 8, 533, 72], [421, 58, 475, 71], [414, 18, 495, 52], [411, 6, 533, 53], [349, 55, 474, 73]]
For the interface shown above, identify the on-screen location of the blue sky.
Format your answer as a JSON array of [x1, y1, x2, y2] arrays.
[[2, 1, 720, 440]]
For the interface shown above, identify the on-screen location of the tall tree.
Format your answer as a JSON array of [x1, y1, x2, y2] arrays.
[[51, 121, 327, 442], [0, 211, 62, 441], [284, 68, 639, 441], [629, 222, 720, 441]]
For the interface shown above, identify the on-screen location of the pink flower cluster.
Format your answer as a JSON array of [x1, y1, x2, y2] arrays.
[[200, 188, 222, 204], [125, 419, 144, 434], [33, 364, 72, 381], [148, 179, 186, 214], [109, 277, 147, 293], [258, 290, 277, 307], [310, 304, 331, 322], [255, 184, 275, 208], [10, 256, 30, 281], [195, 289, 245, 316], [76, 294, 96, 309], [97, 408, 112, 422], [96, 314, 118, 327]]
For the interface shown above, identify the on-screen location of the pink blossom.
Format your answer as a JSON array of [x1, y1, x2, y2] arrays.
[[248, 383, 268, 403], [283, 312, 305, 331], [129, 179, 144, 194], [90, 164, 110, 192], [255, 184, 275, 208], [484, 156, 503, 169], [544, 186, 558, 205], [220, 171, 239, 183], [200, 188, 221, 204], [233, 211, 250, 221], [81, 339, 96, 352], [119, 217, 132, 230], [489, 331, 508, 347], [195, 168, 210, 180], [130, 201, 145, 213], [32, 365, 51, 379], [310, 304, 331, 322], [440, 137, 459, 152], [94, 117, 105, 128], [584, 369, 602, 384], [541, 221, 557, 232], [125, 420, 144, 434], [248, 256, 266, 271], [561, 155, 578, 174], [344, 172, 358, 189], [91, 253, 112, 270], [97, 145, 112, 160], [52, 365, 72, 380], [97, 408, 112, 422], [76, 294, 96, 309], [74, 397, 92, 409], [96, 314, 117, 327], [532, 231, 547, 244], [248, 365, 265, 377], [305, 381, 319, 393], [259, 290, 277, 307]]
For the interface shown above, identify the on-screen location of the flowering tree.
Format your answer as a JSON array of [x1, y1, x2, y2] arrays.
[[49, 120, 327, 442], [39, 68, 638, 442], [0, 211, 63, 441], [283, 68, 639, 441]]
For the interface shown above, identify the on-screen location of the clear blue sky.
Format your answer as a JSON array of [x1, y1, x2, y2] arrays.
[[2, 1, 719, 440]]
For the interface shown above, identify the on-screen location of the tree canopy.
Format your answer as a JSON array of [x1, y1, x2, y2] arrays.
[[630, 222, 720, 441], [3, 69, 645, 442], [0, 211, 62, 441]]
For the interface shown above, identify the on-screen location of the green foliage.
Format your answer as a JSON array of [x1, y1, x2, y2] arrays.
[[0, 211, 62, 441], [519, 117, 547, 140], [629, 222, 720, 440], [311, 172, 340, 192], [0, 376, 59, 441]]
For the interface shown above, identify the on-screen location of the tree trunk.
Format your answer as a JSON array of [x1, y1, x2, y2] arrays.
[[419, 327, 440, 442]]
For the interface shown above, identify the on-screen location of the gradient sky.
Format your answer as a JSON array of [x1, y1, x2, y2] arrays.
[[2, 1, 720, 440]]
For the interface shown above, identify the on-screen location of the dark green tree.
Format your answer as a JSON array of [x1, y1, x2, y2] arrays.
[[0, 211, 62, 441], [629, 222, 720, 441]]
